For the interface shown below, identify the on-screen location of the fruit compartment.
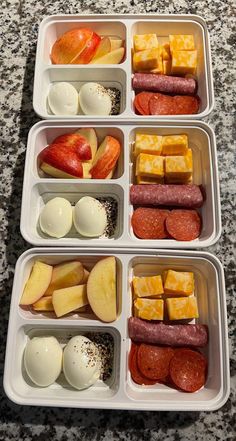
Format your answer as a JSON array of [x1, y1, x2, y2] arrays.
[[21, 182, 125, 245], [5, 324, 121, 405], [125, 254, 227, 409], [128, 124, 219, 246]]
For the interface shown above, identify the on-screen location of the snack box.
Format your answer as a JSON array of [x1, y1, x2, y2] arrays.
[[33, 14, 214, 119], [3, 248, 229, 410], [20, 120, 221, 248]]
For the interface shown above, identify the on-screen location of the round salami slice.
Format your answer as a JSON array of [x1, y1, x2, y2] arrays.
[[136, 92, 154, 115], [169, 348, 207, 392], [149, 93, 175, 115], [174, 95, 200, 114], [165, 209, 201, 241], [131, 207, 170, 239], [129, 343, 156, 385], [134, 94, 145, 115], [137, 344, 175, 381]]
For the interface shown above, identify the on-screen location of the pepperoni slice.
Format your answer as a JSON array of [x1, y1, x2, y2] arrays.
[[134, 95, 145, 115], [149, 94, 174, 115], [137, 344, 175, 381], [149, 93, 200, 115], [169, 348, 207, 392], [129, 343, 156, 385], [136, 92, 154, 115], [165, 209, 201, 241], [174, 95, 200, 114], [131, 208, 170, 239]]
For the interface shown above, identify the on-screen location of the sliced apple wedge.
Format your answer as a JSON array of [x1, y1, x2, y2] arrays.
[[33, 296, 54, 311], [41, 162, 78, 179], [90, 135, 121, 179], [92, 36, 111, 60], [82, 163, 92, 179], [89, 47, 125, 64], [87, 257, 117, 322], [52, 285, 88, 317], [20, 261, 53, 305], [75, 128, 98, 163], [110, 38, 123, 51], [45, 261, 84, 296]]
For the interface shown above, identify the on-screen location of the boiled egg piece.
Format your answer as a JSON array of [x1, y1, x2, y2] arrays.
[[40, 197, 72, 238], [48, 82, 79, 115], [24, 336, 62, 387], [73, 196, 107, 237], [63, 335, 101, 390], [79, 82, 112, 115]]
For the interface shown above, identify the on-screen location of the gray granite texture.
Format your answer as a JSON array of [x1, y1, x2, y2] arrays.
[[0, 0, 235, 440]]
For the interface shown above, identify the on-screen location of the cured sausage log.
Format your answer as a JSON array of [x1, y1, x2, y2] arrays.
[[128, 317, 208, 347], [133, 73, 197, 95], [130, 184, 204, 208]]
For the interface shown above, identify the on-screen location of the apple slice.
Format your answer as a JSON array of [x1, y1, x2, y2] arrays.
[[33, 296, 54, 311], [89, 47, 125, 64], [52, 285, 88, 317], [70, 32, 101, 64], [51, 28, 93, 64], [110, 38, 123, 51], [90, 136, 121, 179], [52, 133, 92, 161], [20, 261, 53, 305], [40, 162, 78, 179], [82, 163, 91, 179], [92, 37, 111, 60], [38, 144, 83, 178], [87, 256, 117, 322], [75, 128, 98, 163], [45, 261, 84, 296]]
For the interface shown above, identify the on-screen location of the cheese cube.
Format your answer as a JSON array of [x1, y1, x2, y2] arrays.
[[150, 48, 163, 73], [171, 50, 197, 75], [169, 35, 195, 52], [134, 298, 164, 320], [134, 133, 163, 156], [161, 134, 188, 156], [136, 175, 164, 184], [165, 149, 193, 181], [163, 59, 172, 75], [166, 297, 199, 320], [136, 153, 164, 178], [133, 48, 159, 71], [163, 270, 194, 296], [133, 275, 164, 297], [133, 34, 159, 52], [165, 176, 192, 184], [162, 43, 171, 60]]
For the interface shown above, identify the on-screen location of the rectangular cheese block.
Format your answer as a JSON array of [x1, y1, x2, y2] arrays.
[[169, 34, 195, 52], [136, 153, 164, 178], [161, 134, 188, 155], [150, 48, 163, 73], [166, 297, 199, 320], [163, 270, 194, 296], [163, 59, 172, 75], [133, 275, 164, 297], [134, 133, 163, 156], [171, 50, 197, 75], [162, 43, 171, 60], [133, 34, 159, 52], [133, 48, 160, 71], [134, 298, 164, 320], [165, 149, 193, 181], [136, 175, 164, 184]]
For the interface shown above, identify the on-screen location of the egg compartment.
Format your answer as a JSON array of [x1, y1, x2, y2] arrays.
[[34, 66, 127, 119], [124, 252, 229, 411], [128, 123, 220, 248]]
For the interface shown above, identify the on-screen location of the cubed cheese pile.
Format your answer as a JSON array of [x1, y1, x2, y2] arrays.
[[133, 33, 197, 75], [132, 269, 199, 321], [134, 133, 193, 184]]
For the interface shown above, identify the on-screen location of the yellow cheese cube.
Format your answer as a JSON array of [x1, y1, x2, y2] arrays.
[[150, 48, 163, 73], [169, 34, 195, 52], [165, 176, 192, 184], [136, 153, 164, 178], [133, 34, 159, 52], [164, 149, 193, 181], [171, 50, 197, 75], [166, 297, 199, 320], [164, 270, 194, 296], [161, 134, 188, 156], [134, 298, 164, 320], [162, 43, 171, 60], [133, 275, 164, 297], [163, 59, 172, 75], [133, 48, 159, 71], [134, 133, 163, 156], [136, 175, 164, 184]]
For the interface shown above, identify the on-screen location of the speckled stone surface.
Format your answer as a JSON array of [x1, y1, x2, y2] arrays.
[[0, 0, 235, 440]]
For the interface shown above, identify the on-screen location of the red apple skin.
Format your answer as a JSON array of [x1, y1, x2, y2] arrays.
[[51, 28, 93, 64], [52, 133, 92, 160], [39, 144, 83, 177], [70, 32, 101, 64], [90, 136, 121, 179]]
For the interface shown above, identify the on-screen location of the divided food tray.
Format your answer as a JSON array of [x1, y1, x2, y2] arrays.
[[33, 14, 214, 120], [21, 120, 221, 248], [3, 248, 229, 410]]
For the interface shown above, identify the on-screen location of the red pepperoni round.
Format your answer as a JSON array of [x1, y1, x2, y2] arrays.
[[131, 208, 170, 239], [169, 348, 207, 392], [149, 93, 200, 115], [134, 95, 145, 115], [136, 92, 154, 115], [174, 95, 200, 114], [137, 344, 175, 381], [129, 343, 156, 385], [165, 209, 201, 241], [149, 93, 175, 115]]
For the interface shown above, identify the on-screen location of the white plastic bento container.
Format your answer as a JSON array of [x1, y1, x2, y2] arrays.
[[20, 120, 221, 248], [3, 248, 229, 410], [33, 14, 214, 120]]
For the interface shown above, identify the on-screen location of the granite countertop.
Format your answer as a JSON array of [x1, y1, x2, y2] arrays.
[[0, 0, 235, 440]]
